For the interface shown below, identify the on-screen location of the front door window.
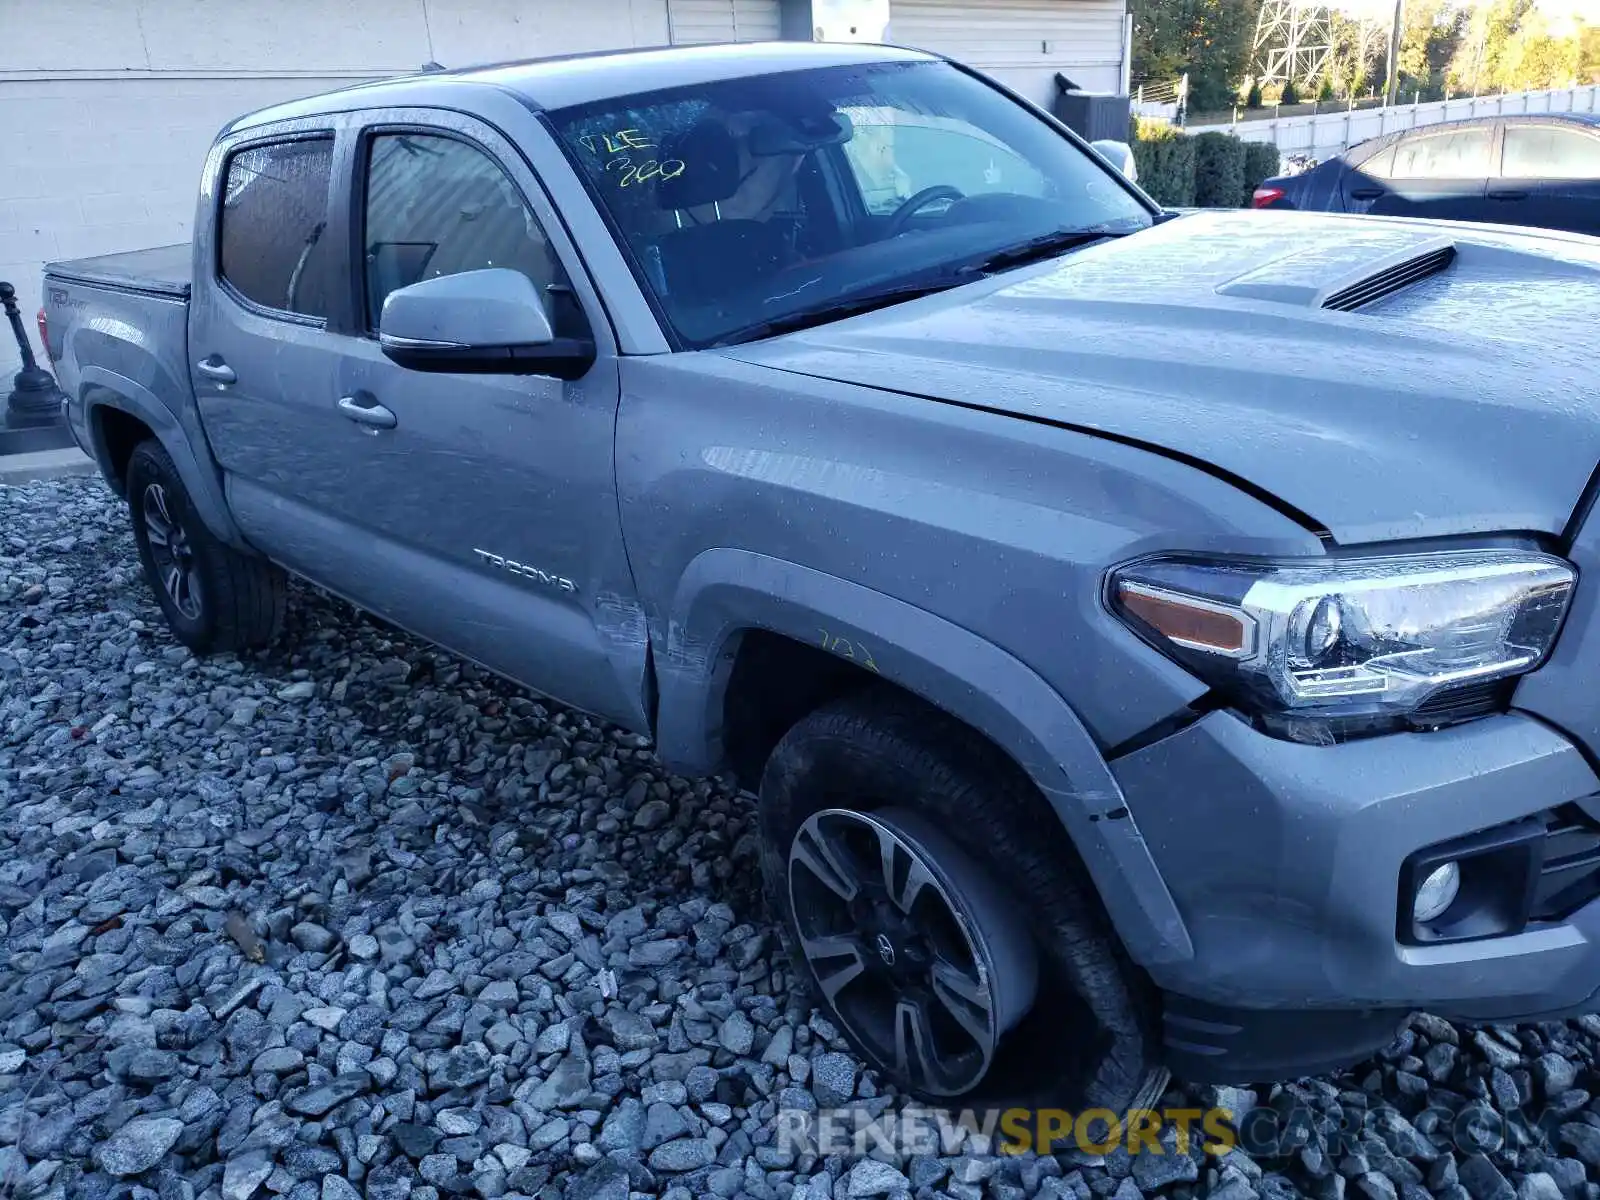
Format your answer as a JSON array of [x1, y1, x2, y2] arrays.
[[363, 132, 587, 338]]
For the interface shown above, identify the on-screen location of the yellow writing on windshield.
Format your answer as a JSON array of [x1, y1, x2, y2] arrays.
[[606, 156, 686, 187], [581, 128, 689, 188], [579, 128, 655, 155]]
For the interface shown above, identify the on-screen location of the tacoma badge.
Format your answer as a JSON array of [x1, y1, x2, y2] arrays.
[[472, 548, 577, 594]]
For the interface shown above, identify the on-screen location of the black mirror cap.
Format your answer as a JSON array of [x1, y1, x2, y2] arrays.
[[380, 337, 596, 381]]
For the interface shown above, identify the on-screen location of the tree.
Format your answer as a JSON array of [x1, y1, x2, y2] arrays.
[[1280, 77, 1300, 104], [1506, 28, 1580, 89], [1246, 79, 1263, 107], [1492, 8, 1581, 90], [1317, 76, 1336, 101], [1325, 12, 1382, 99], [1131, 0, 1262, 113], [1131, 0, 1188, 82], [1137, 0, 1586, 114], [1582, 24, 1600, 84], [1395, 0, 1467, 101], [1447, 0, 1536, 94]]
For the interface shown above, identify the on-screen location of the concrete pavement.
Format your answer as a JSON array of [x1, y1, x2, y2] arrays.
[[0, 447, 98, 485]]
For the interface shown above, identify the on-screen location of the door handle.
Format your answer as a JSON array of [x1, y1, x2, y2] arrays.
[[196, 357, 236, 384], [1488, 189, 1528, 201], [337, 394, 397, 430], [1350, 187, 1385, 200]]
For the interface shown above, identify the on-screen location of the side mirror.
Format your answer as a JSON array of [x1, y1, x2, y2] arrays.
[[378, 267, 593, 380], [1089, 139, 1138, 185]]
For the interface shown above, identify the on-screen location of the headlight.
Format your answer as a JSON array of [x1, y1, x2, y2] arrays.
[[1109, 549, 1576, 740]]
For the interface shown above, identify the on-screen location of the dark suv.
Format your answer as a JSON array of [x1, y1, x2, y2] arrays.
[[1254, 113, 1600, 236]]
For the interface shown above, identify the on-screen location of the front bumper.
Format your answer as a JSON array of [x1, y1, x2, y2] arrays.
[[1112, 709, 1600, 1080]]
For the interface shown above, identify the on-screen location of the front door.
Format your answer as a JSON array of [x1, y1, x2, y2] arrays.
[[1492, 121, 1600, 237], [323, 111, 650, 729], [1367, 123, 1494, 224]]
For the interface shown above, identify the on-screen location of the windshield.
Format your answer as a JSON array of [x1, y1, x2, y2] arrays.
[[545, 60, 1153, 348]]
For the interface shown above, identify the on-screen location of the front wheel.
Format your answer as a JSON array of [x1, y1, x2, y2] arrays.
[[126, 439, 286, 655], [759, 690, 1165, 1110]]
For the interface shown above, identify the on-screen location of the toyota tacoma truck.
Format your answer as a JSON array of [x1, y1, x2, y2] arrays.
[[41, 40, 1600, 1110]]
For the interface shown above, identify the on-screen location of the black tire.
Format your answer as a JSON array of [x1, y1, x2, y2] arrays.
[[126, 439, 286, 655], [759, 688, 1163, 1112]]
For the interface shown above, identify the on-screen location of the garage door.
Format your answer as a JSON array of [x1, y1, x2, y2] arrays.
[[667, 0, 783, 43], [887, 0, 1126, 107]]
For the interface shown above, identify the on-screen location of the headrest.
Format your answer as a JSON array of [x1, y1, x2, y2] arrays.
[[657, 118, 744, 210]]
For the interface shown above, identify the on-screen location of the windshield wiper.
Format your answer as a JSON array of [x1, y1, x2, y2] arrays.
[[708, 225, 1137, 347], [957, 226, 1131, 276], [711, 277, 967, 347]]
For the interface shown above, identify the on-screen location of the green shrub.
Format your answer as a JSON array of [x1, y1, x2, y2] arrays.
[[1242, 140, 1282, 196], [1317, 77, 1336, 102], [1192, 131, 1248, 208], [1280, 78, 1300, 105], [1246, 81, 1263, 109], [1130, 122, 1197, 207]]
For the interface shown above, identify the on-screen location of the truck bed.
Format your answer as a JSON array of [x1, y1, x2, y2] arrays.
[[45, 243, 192, 299]]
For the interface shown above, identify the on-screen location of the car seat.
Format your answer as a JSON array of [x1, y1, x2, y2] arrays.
[[652, 118, 792, 307]]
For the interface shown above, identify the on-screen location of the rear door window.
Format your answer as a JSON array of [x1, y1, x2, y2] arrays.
[[1502, 124, 1600, 179], [1390, 127, 1493, 180], [218, 137, 337, 318]]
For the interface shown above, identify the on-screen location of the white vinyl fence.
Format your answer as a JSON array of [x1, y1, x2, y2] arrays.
[[1131, 74, 1185, 124], [1199, 84, 1600, 162]]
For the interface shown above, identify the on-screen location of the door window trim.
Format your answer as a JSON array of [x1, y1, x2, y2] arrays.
[[213, 129, 342, 328]]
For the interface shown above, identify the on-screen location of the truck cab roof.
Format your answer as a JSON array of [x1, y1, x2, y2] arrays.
[[224, 40, 938, 134]]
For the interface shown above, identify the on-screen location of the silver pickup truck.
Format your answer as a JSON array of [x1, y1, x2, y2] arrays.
[[41, 40, 1600, 1110]]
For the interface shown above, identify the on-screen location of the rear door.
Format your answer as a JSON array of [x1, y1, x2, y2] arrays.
[[1365, 122, 1495, 223], [1490, 120, 1600, 236], [189, 118, 358, 508]]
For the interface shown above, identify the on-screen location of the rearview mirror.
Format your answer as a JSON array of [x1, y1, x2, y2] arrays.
[[747, 110, 854, 156], [378, 267, 593, 379]]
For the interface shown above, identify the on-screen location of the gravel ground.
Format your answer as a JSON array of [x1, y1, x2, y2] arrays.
[[7, 475, 1600, 1200]]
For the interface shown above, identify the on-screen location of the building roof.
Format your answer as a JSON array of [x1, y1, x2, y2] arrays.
[[227, 40, 936, 133]]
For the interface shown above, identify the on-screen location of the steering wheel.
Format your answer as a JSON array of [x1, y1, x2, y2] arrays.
[[885, 185, 966, 236]]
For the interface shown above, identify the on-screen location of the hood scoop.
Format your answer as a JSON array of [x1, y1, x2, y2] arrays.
[[1216, 230, 1457, 312], [1321, 243, 1457, 311]]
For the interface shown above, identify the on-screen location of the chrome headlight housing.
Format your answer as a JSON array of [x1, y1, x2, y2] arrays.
[[1109, 549, 1576, 738]]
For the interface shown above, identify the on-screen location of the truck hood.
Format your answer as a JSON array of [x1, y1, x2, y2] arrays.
[[721, 208, 1600, 545]]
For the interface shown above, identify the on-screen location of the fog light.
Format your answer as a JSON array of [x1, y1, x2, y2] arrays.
[[1413, 861, 1461, 924]]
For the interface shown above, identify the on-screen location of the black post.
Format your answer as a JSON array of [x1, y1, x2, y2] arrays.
[[2, 281, 65, 429]]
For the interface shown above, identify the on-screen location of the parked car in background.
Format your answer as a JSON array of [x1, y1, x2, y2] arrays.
[[1253, 113, 1600, 236], [39, 41, 1600, 1113]]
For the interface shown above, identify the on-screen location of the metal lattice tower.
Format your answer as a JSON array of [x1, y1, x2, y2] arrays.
[[1251, 0, 1336, 87]]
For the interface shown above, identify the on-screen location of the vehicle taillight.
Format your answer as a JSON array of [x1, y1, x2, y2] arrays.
[[36, 308, 52, 361], [1251, 186, 1286, 209]]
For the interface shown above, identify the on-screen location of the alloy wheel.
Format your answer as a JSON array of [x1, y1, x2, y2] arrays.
[[787, 807, 1038, 1097], [142, 483, 202, 621]]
